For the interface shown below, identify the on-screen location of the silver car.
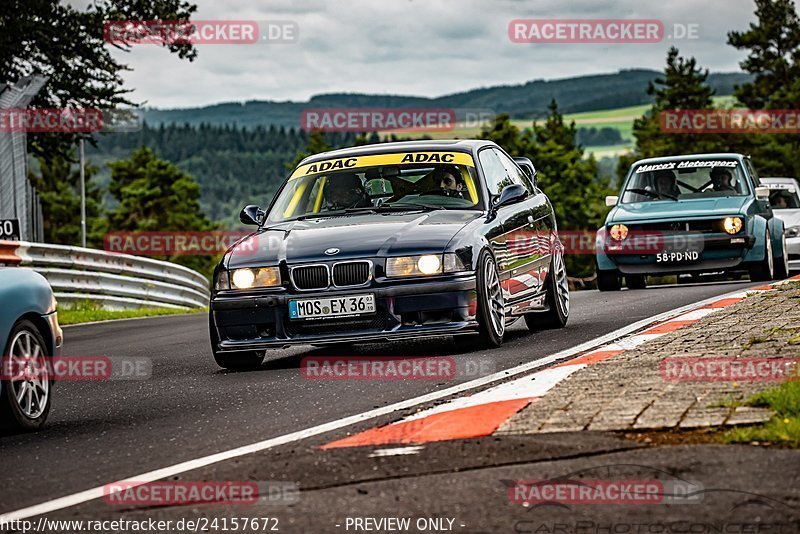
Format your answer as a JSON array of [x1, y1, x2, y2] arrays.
[[762, 177, 800, 272]]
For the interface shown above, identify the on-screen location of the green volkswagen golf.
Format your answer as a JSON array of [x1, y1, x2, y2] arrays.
[[596, 153, 790, 291]]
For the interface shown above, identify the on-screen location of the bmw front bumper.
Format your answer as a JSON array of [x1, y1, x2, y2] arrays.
[[211, 275, 478, 350]]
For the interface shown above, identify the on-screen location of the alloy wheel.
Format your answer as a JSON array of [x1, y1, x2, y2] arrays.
[[7, 329, 49, 419], [484, 256, 505, 337]]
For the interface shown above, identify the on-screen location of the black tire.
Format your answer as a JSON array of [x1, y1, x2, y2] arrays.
[[749, 231, 775, 282], [597, 269, 621, 291], [0, 319, 52, 432], [209, 313, 264, 370], [626, 274, 647, 290], [475, 250, 505, 348], [774, 233, 790, 280], [525, 250, 569, 331], [213, 351, 265, 370]]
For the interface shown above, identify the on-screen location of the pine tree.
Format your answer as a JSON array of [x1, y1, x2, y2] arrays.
[[727, 0, 800, 177], [27, 154, 106, 247], [107, 147, 216, 275], [618, 47, 721, 181], [287, 131, 333, 170]]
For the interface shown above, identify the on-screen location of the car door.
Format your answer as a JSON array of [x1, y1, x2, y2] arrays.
[[478, 147, 544, 306]]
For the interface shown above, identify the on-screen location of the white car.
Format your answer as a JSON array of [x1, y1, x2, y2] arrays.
[[762, 177, 800, 272]]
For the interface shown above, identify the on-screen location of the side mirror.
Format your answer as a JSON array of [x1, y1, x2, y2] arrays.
[[240, 205, 265, 225], [513, 157, 537, 189], [493, 183, 528, 210], [605, 195, 619, 207], [755, 186, 770, 200]]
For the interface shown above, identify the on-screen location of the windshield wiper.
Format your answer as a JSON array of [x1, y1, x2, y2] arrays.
[[295, 207, 377, 220], [379, 202, 445, 211], [624, 188, 678, 201]]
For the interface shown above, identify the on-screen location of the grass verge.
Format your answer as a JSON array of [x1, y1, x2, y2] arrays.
[[724, 380, 800, 447], [59, 305, 206, 326]]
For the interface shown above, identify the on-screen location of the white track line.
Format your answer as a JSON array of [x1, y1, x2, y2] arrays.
[[0, 286, 759, 522], [404, 364, 586, 421]]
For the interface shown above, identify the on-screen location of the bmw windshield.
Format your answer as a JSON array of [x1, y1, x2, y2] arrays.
[[267, 160, 482, 223]]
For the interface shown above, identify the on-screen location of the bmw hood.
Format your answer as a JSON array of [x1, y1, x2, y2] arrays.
[[225, 210, 480, 268], [608, 196, 750, 223]]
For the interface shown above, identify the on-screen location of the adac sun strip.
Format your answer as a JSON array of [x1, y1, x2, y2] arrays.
[[289, 152, 476, 180]]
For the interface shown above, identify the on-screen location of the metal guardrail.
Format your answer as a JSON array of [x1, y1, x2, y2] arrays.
[[0, 240, 209, 310]]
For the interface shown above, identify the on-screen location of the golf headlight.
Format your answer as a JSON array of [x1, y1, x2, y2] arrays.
[[386, 254, 464, 277], [230, 267, 281, 289], [609, 224, 629, 241], [723, 217, 743, 235], [786, 225, 800, 238]]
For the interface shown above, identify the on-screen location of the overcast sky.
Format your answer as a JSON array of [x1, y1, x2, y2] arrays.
[[100, 0, 759, 109]]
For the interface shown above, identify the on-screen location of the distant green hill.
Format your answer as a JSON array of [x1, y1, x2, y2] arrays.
[[139, 69, 751, 129]]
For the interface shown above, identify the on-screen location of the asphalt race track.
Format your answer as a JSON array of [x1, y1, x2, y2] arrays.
[[0, 280, 762, 517]]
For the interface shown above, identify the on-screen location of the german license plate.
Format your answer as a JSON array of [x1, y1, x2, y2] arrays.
[[656, 251, 700, 263], [288, 294, 376, 320]]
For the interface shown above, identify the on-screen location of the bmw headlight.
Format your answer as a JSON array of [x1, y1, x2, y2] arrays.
[[786, 225, 800, 238], [722, 217, 743, 235], [214, 270, 230, 291], [386, 253, 466, 277], [228, 267, 281, 289]]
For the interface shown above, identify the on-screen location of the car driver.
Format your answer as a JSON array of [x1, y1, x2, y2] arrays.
[[710, 167, 737, 193], [434, 166, 466, 198], [323, 172, 372, 210]]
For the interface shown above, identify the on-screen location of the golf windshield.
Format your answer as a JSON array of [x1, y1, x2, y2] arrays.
[[622, 160, 748, 203]]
